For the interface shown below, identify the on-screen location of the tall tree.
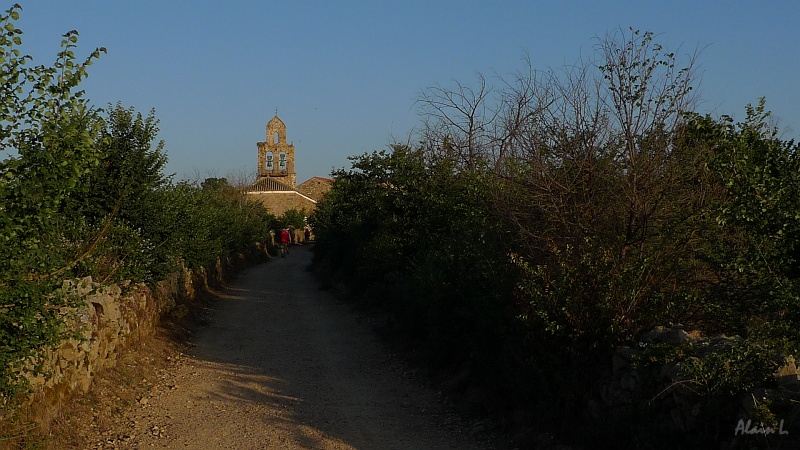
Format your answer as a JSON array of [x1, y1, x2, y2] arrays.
[[0, 4, 106, 397]]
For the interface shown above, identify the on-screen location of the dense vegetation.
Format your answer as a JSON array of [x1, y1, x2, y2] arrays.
[[3, 4, 799, 446], [311, 29, 800, 448], [0, 5, 274, 400]]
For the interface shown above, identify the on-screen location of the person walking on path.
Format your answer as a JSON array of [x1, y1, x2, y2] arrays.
[[279, 228, 291, 257]]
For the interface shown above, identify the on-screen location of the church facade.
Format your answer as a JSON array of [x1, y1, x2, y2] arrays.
[[246, 115, 333, 216]]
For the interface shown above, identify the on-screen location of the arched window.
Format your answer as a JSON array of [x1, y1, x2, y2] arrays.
[[278, 152, 287, 170], [274, 131, 279, 144], [265, 152, 274, 170]]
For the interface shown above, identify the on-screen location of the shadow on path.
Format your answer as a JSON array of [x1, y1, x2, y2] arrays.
[[153, 244, 490, 449]]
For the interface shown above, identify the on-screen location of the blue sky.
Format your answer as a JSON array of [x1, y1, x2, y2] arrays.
[[13, 1, 800, 183]]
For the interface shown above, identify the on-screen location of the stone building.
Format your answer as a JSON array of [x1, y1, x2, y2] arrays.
[[246, 114, 333, 216]]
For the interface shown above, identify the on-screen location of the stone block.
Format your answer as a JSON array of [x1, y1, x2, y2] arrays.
[[777, 355, 798, 377]]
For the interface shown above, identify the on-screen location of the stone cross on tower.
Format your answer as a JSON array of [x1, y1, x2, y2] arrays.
[[257, 114, 296, 187]]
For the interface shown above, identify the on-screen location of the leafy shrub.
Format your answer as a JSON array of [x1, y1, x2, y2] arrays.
[[0, 5, 106, 397], [0, 6, 273, 399], [311, 146, 521, 405]]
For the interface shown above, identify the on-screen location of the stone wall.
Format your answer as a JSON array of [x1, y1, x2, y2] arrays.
[[297, 177, 333, 201], [248, 191, 317, 217], [21, 244, 269, 411], [591, 325, 800, 447], [22, 279, 155, 409]]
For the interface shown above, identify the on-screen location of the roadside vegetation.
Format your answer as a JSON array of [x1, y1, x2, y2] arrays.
[[311, 28, 800, 449], [0, 3, 274, 415], [3, 2, 799, 446]]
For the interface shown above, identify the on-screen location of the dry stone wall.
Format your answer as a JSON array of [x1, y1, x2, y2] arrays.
[[22, 244, 268, 410], [26, 279, 157, 404], [592, 325, 800, 447]]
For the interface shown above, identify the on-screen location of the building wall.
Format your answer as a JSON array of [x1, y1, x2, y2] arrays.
[[297, 177, 333, 202], [249, 191, 316, 217]]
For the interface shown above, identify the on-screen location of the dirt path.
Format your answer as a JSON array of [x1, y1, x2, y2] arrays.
[[86, 245, 501, 449]]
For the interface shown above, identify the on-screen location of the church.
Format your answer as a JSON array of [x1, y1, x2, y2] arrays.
[[246, 114, 333, 216]]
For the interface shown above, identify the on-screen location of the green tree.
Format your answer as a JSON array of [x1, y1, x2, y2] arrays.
[[0, 4, 106, 397], [274, 207, 307, 229], [83, 103, 169, 220], [60, 103, 172, 282], [685, 100, 800, 335], [311, 145, 519, 401]]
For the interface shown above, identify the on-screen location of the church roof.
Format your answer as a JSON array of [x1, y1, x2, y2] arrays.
[[248, 176, 294, 192]]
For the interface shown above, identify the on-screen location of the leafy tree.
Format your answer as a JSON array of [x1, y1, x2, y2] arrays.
[[684, 100, 800, 336], [0, 4, 106, 397], [274, 207, 307, 229], [59, 103, 171, 282], [311, 145, 519, 401], [81, 103, 169, 220]]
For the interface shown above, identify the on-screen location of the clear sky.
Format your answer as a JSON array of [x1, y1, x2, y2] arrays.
[[12, 1, 800, 183]]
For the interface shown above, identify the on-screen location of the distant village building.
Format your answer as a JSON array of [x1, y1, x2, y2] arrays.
[[246, 114, 333, 216]]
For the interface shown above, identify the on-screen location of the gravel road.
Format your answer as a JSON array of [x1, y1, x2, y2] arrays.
[[88, 245, 499, 449]]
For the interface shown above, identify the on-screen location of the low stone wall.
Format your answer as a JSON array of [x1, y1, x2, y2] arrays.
[[591, 325, 800, 446], [25, 279, 157, 406], [22, 244, 269, 411]]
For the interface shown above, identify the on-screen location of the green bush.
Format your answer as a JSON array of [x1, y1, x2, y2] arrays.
[[0, 6, 274, 399], [312, 30, 800, 448], [0, 5, 106, 397], [311, 146, 521, 405]]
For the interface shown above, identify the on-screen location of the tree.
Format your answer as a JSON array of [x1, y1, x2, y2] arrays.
[[687, 100, 800, 334], [416, 29, 703, 348], [83, 103, 169, 220], [275, 207, 307, 229], [416, 73, 499, 170], [0, 4, 106, 396], [55, 103, 174, 282]]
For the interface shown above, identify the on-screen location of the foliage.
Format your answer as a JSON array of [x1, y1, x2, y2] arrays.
[[59, 103, 172, 283], [656, 103, 800, 427], [0, 4, 106, 398], [0, 6, 273, 400], [494, 28, 707, 358], [311, 145, 520, 402], [316, 27, 800, 448], [272, 207, 306, 229], [704, 100, 800, 335], [146, 178, 273, 272]]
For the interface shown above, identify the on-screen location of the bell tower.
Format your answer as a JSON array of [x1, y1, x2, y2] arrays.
[[257, 114, 296, 187]]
